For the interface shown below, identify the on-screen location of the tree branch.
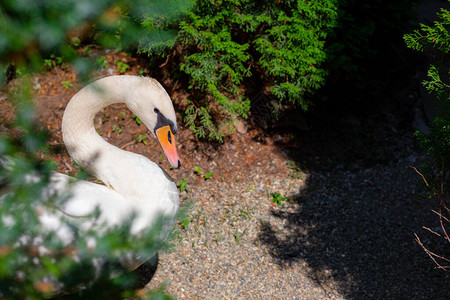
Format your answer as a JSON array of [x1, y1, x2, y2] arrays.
[[415, 233, 450, 271]]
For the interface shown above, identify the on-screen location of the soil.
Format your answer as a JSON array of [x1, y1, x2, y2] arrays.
[[1, 46, 449, 299]]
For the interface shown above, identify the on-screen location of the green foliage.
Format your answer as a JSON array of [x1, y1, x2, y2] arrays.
[[404, 6, 450, 105], [138, 0, 193, 57], [414, 115, 450, 197], [176, 177, 189, 192], [0, 0, 106, 79], [0, 0, 188, 82], [179, 217, 194, 230], [184, 100, 226, 142], [61, 80, 73, 90], [415, 118, 450, 171], [136, 134, 149, 145], [133, 114, 142, 125], [112, 124, 123, 133], [404, 3, 450, 189], [43, 55, 65, 70], [140, 0, 338, 141], [422, 65, 450, 104], [193, 166, 201, 175], [404, 7, 450, 55], [405, 3, 450, 170], [116, 61, 130, 74], [254, 1, 337, 110], [271, 192, 287, 206], [193, 166, 213, 180], [96, 56, 109, 69]]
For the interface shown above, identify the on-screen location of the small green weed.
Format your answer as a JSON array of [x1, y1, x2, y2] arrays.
[[177, 177, 189, 192], [116, 61, 129, 74], [96, 56, 108, 69], [193, 166, 213, 180], [194, 166, 201, 175], [133, 114, 142, 125], [180, 217, 194, 230], [136, 134, 148, 145], [271, 192, 287, 206], [44, 54, 64, 69], [61, 80, 73, 90], [112, 125, 122, 133], [43, 59, 52, 69]]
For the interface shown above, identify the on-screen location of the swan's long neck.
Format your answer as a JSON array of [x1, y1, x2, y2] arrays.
[[62, 76, 148, 192]]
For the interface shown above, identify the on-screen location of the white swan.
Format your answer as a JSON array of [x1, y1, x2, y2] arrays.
[[36, 75, 181, 268]]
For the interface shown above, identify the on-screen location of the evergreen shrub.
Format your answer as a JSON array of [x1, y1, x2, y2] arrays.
[[140, 0, 338, 141], [404, 4, 450, 193]]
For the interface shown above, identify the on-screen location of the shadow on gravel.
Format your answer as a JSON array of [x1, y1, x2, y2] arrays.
[[258, 141, 450, 298]]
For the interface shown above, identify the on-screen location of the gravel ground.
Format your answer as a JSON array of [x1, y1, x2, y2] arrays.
[[144, 135, 450, 299]]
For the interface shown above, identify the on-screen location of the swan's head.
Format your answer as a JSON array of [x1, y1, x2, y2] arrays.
[[127, 77, 181, 169]]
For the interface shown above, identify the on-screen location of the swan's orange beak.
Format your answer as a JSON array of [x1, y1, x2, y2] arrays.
[[155, 125, 181, 169]]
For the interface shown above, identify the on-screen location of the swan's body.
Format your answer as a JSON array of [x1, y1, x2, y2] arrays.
[[37, 75, 181, 267]]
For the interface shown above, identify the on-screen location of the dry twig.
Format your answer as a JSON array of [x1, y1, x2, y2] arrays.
[[423, 226, 442, 237], [411, 165, 435, 195], [411, 164, 449, 270], [415, 233, 450, 271]]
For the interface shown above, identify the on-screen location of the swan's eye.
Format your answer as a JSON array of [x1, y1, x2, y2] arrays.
[[154, 107, 160, 114], [167, 130, 172, 144]]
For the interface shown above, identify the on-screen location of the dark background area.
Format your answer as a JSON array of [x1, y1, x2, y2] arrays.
[[256, 1, 450, 298]]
